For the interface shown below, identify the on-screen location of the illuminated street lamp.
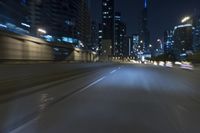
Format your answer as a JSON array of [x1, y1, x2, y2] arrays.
[[21, 23, 30, 28], [37, 28, 47, 34], [157, 39, 161, 42], [181, 16, 190, 23]]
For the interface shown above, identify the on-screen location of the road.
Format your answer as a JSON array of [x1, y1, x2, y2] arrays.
[[0, 63, 200, 133]]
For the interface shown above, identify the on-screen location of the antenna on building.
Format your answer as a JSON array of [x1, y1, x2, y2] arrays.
[[144, 0, 147, 8]]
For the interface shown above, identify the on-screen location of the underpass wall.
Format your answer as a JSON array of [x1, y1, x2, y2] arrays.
[[0, 31, 98, 62], [0, 35, 53, 61]]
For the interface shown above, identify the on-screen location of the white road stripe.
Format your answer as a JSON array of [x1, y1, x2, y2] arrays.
[[10, 76, 106, 133], [79, 76, 106, 93], [110, 69, 117, 74], [10, 117, 39, 133]]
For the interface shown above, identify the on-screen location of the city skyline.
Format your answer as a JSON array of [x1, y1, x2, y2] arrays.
[[90, 0, 200, 43], [1, 1, 200, 133], [0, 0, 200, 59]]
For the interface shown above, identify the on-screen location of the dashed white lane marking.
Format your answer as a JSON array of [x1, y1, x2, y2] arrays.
[[79, 76, 106, 93], [110, 69, 117, 74], [10, 76, 106, 133]]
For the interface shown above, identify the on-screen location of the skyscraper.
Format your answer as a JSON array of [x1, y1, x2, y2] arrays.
[[101, 0, 115, 58], [0, 0, 30, 34], [98, 23, 103, 55], [192, 15, 200, 52], [139, 0, 150, 53], [114, 12, 126, 56], [124, 35, 132, 57], [90, 21, 99, 50], [163, 30, 174, 54], [181, 14, 200, 53], [29, 0, 91, 46], [173, 24, 193, 59], [132, 34, 140, 55]]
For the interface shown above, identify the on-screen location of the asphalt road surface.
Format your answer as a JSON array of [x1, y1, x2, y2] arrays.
[[0, 63, 200, 133]]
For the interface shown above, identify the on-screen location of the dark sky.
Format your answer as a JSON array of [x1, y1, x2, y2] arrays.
[[90, 0, 200, 43]]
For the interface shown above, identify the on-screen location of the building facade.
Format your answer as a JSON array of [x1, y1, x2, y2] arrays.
[[173, 24, 193, 59], [180, 14, 200, 53], [163, 30, 174, 54], [101, 0, 115, 57], [139, 0, 150, 53], [29, 0, 91, 46], [132, 34, 140, 57], [0, 0, 30, 34], [90, 21, 99, 50], [114, 12, 126, 56], [123, 35, 132, 57], [98, 23, 103, 55], [192, 15, 200, 52]]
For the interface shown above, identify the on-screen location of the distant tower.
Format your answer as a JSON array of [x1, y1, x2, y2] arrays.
[[139, 0, 150, 53], [114, 12, 126, 56], [101, 0, 115, 58], [144, 0, 147, 8]]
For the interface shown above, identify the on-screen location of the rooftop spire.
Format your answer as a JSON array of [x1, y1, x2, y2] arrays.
[[144, 0, 147, 8]]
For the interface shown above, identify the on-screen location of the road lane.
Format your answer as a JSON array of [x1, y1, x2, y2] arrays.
[[0, 63, 115, 95], [1, 64, 200, 133], [0, 63, 121, 133]]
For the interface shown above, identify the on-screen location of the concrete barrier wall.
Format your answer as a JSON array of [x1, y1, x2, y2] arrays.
[[0, 31, 98, 62], [0, 36, 54, 60]]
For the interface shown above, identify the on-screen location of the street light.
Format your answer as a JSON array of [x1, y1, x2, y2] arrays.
[[21, 23, 30, 28], [181, 16, 190, 23], [157, 39, 161, 42], [37, 28, 47, 34]]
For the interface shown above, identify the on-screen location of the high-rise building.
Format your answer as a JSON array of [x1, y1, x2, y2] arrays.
[[123, 35, 132, 57], [29, 0, 91, 46], [163, 30, 174, 54], [0, 0, 30, 34], [181, 14, 200, 53], [90, 21, 99, 50], [114, 12, 126, 56], [98, 23, 103, 55], [192, 15, 200, 52], [139, 0, 150, 53], [133, 34, 139, 46], [173, 24, 193, 59], [132, 34, 140, 55], [101, 0, 115, 57], [154, 38, 164, 56]]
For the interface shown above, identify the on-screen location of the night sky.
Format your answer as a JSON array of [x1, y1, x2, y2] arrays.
[[90, 0, 200, 43]]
